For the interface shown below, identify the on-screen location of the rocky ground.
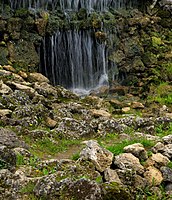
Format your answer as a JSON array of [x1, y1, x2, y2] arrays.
[[0, 65, 172, 199]]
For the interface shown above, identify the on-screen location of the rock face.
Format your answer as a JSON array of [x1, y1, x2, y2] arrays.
[[80, 140, 113, 172]]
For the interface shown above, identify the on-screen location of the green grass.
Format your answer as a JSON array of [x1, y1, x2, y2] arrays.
[[22, 135, 82, 159], [148, 82, 172, 105], [71, 152, 80, 161], [16, 153, 25, 166], [105, 138, 156, 155], [20, 182, 35, 194], [155, 122, 172, 137]]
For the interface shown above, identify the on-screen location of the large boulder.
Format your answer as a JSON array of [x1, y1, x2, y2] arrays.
[[80, 140, 113, 172], [114, 153, 144, 175], [124, 143, 148, 160], [144, 166, 163, 186], [34, 176, 102, 200]]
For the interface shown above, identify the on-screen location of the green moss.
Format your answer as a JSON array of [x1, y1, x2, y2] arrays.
[[102, 182, 132, 200], [152, 36, 163, 47], [148, 82, 172, 105]]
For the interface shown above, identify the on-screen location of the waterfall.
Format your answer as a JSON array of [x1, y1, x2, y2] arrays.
[[40, 29, 117, 94], [2, 0, 143, 12], [1, 0, 143, 94]]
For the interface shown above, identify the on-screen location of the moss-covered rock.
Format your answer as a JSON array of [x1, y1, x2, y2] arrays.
[[0, 47, 8, 65], [7, 39, 39, 71], [101, 182, 132, 200]]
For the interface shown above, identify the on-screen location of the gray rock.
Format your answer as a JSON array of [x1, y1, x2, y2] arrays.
[[160, 166, 172, 182], [34, 176, 102, 200], [104, 168, 122, 184], [162, 135, 172, 144], [0, 145, 16, 170], [80, 140, 113, 172], [0, 127, 27, 149], [114, 153, 144, 175], [162, 144, 172, 159], [124, 143, 148, 160], [165, 183, 172, 195]]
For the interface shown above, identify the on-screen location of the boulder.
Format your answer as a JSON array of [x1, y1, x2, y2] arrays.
[[131, 102, 144, 109], [34, 82, 58, 97], [122, 107, 131, 113], [124, 143, 148, 160], [34, 176, 102, 200], [7, 82, 36, 97], [101, 182, 132, 200], [104, 168, 122, 184], [114, 153, 144, 175], [164, 183, 172, 195], [109, 99, 124, 109], [18, 71, 28, 79], [152, 142, 165, 153], [160, 166, 172, 182], [90, 109, 111, 118], [162, 135, 172, 144], [28, 72, 49, 83], [161, 144, 172, 159], [144, 166, 163, 186], [45, 117, 57, 128], [145, 153, 170, 168], [0, 145, 16, 170], [0, 109, 12, 117], [0, 128, 27, 149], [0, 80, 12, 94], [80, 140, 113, 172], [3, 65, 16, 72]]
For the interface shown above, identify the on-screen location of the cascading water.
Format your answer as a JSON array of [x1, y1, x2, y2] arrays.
[[1, 0, 143, 12], [40, 29, 117, 94]]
